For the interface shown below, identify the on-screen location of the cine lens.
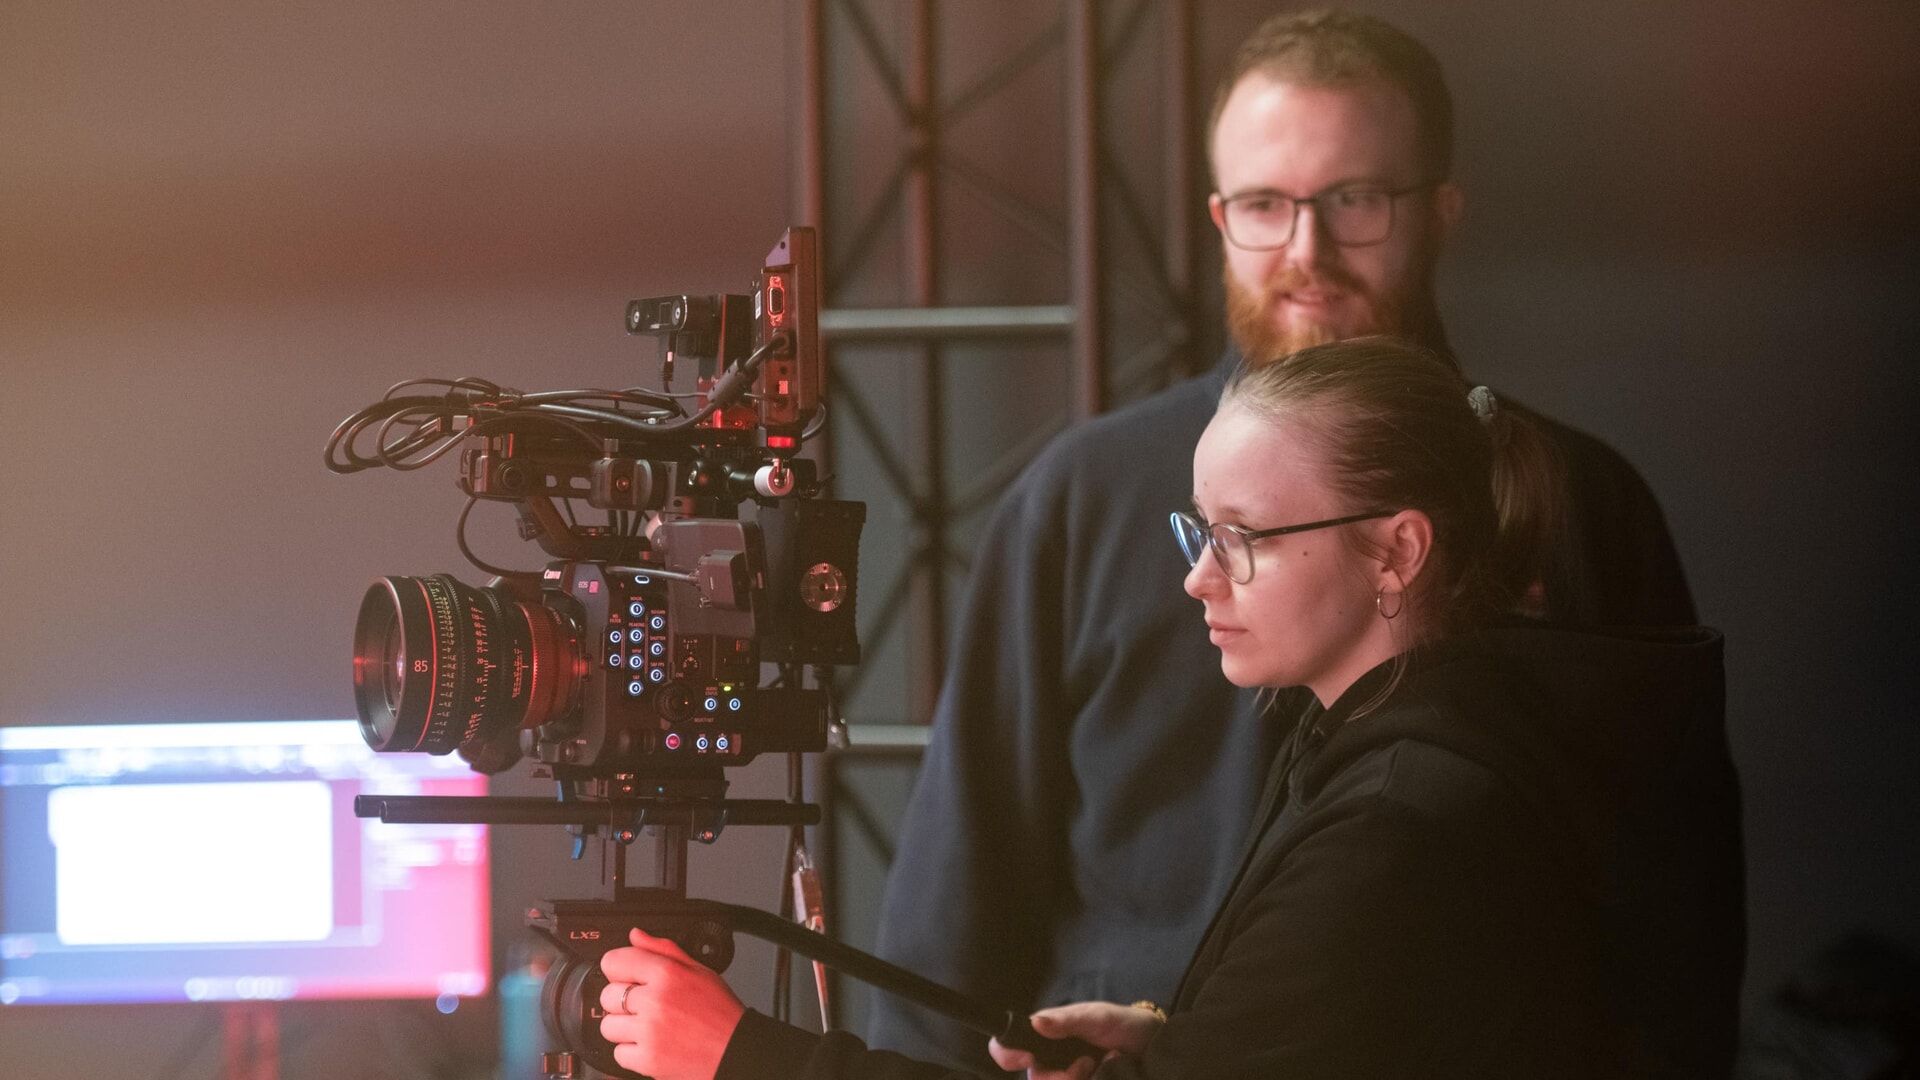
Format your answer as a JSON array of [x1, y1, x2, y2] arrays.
[[352, 574, 583, 759]]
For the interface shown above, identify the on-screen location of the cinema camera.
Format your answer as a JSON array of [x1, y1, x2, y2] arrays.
[[327, 227, 1090, 1078]]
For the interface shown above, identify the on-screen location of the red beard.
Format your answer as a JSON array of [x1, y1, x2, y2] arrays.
[[1223, 261, 1409, 367]]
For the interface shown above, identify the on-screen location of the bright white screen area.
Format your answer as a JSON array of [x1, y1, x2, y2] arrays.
[[47, 781, 334, 945]]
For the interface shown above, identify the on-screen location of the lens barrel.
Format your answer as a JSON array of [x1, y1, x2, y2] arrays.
[[352, 575, 582, 758]]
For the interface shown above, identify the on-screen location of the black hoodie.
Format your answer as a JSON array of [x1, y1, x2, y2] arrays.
[[1133, 623, 1744, 1079], [717, 624, 1744, 1080]]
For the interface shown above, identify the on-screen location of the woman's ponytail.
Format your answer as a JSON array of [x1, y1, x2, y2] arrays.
[[1482, 396, 1587, 625]]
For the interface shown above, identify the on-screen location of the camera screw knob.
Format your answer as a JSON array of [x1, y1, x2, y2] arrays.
[[753, 462, 795, 497]]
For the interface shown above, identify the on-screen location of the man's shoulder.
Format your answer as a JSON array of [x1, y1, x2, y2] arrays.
[[1019, 370, 1223, 490], [1503, 397, 1657, 496]]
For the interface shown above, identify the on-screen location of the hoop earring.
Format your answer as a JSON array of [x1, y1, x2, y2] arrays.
[[1375, 587, 1404, 620]]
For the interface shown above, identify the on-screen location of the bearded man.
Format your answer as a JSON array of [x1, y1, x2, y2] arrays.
[[865, 10, 1706, 1075]]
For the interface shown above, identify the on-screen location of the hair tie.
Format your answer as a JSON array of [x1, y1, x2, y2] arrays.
[[1467, 385, 1498, 425]]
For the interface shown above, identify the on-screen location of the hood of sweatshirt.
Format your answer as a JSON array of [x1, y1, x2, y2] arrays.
[[1296, 623, 1744, 1064]]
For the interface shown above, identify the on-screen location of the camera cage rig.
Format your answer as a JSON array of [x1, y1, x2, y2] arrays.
[[326, 227, 1092, 1078]]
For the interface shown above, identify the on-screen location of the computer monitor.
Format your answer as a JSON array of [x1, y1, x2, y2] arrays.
[[0, 719, 489, 1005]]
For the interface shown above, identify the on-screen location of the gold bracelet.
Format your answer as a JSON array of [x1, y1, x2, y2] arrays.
[[1129, 1000, 1167, 1023]]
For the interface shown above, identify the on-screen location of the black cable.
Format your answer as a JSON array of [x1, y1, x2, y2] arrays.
[[455, 497, 542, 580], [330, 387, 626, 477], [574, 333, 788, 437], [462, 407, 608, 453], [799, 401, 829, 444], [374, 408, 465, 471], [523, 400, 694, 436], [329, 335, 787, 480], [325, 395, 458, 473], [336, 402, 457, 471], [520, 386, 683, 416], [385, 376, 502, 398]]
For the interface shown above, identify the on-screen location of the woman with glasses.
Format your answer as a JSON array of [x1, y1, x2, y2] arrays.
[[593, 338, 1743, 1080]]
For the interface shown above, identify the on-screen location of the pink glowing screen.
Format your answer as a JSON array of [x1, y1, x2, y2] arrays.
[[0, 720, 489, 1005]]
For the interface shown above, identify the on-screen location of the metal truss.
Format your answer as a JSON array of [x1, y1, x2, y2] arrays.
[[789, 0, 1210, 1033], [795, 0, 1207, 730]]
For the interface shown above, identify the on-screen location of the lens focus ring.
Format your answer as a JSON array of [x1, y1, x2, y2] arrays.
[[353, 574, 583, 759], [353, 576, 465, 753]]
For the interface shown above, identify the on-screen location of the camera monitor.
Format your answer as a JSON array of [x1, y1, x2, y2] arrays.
[[0, 719, 489, 1005]]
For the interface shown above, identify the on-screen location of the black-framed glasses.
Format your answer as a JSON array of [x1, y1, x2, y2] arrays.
[[1215, 184, 1434, 250], [1170, 509, 1396, 584]]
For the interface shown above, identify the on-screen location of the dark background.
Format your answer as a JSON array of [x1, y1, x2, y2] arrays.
[[3, 1, 1916, 1076]]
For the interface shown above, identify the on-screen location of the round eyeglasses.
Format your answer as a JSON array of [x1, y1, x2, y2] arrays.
[[1215, 184, 1434, 250], [1170, 509, 1396, 584]]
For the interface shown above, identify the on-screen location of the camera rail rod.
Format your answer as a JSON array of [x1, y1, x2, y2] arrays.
[[353, 795, 819, 829]]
